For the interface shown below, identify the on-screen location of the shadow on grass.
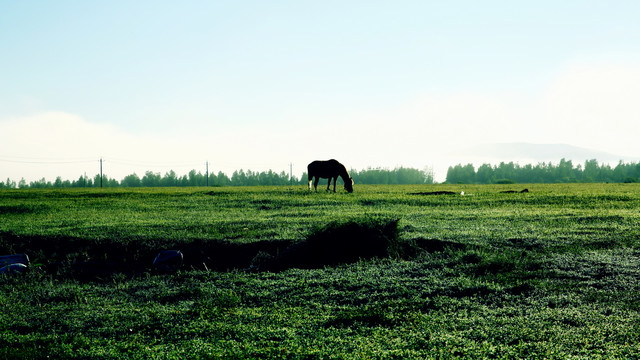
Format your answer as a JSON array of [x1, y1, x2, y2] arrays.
[[0, 217, 467, 278]]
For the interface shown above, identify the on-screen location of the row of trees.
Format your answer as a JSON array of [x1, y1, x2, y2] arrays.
[[11, 159, 640, 188], [0, 166, 435, 189], [446, 159, 640, 184]]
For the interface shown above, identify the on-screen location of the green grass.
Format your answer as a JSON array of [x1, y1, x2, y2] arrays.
[[2, 184, 640, 358]]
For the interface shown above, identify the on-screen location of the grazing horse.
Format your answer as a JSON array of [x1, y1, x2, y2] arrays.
[[308, 159, 354, 193]]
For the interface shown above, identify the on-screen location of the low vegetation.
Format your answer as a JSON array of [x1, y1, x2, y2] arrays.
[[2, 184, 640, 358]]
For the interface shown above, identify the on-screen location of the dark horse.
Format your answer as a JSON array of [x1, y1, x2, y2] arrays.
[[308, 159, 354, 193]]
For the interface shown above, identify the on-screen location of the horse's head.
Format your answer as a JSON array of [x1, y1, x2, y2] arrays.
[[344, 178, 354, 193]]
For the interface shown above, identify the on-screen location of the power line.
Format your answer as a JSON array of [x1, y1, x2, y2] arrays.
[[0, 157, 95, 164], [0, 156, 202, 168], [107, 158, 204, 168]]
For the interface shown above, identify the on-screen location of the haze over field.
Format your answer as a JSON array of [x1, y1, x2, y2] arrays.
[[2, 1, 640, 183]]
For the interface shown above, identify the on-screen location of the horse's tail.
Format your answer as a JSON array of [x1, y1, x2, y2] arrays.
[[307, 163, 313, 181]]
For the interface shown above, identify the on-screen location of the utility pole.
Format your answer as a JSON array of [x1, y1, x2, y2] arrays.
[[100, 158, 103, 188], [206, 161, 209, 187], [290, 162, 293, 185]]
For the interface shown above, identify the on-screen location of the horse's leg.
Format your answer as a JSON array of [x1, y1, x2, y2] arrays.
[[308, 177, 313, 191], [313, 177, 319, 192], [332, 177, 337, 192], [326, 177, 331, 192]]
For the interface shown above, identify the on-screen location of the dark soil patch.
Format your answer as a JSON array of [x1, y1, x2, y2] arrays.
[[410, 238, 466, 253], [0, 218, 463, 278], [409, 191, 457, 196], [0, 205, 46, 215], [268, 218, 401, 271]]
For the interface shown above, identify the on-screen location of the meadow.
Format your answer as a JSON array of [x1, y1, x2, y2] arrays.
[[2, 184, 640, 359]]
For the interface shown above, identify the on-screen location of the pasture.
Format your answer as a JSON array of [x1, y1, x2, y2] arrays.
[[2, 184, 640, 359]]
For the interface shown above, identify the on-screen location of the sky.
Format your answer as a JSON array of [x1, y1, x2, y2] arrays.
[[2, 1, 640, 183]]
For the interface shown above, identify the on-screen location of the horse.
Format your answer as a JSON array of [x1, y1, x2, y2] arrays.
[[308, 159, 354, 193]]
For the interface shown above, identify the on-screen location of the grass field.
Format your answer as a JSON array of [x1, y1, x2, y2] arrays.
[[2, 184, 640, 359]]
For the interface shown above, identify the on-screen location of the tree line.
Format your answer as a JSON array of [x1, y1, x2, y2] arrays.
[[0, 166, 434, 189], [6, 159, 640, 188], [446, 159, 640, 184]]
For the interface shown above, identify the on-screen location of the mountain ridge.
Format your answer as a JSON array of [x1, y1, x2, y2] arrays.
[[457, 143, 639, 164]]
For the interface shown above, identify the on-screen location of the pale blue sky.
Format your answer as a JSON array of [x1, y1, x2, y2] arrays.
[[2, 1, 640, 182]]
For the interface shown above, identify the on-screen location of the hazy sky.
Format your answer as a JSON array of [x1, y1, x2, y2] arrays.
[[2, 1, 640, 183]]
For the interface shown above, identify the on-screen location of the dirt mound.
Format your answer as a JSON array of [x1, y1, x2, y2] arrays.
[[409, 191, 457, 196], [265, 217, 401, 271]]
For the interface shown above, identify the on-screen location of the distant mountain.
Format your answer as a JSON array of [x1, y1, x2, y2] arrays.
[[458, 143, 638, 164]]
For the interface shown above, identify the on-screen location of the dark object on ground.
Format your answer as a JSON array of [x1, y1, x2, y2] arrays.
[[0, 227, 465, 276], [153, 250, 184, 272], [270, 218, 401, 271], [71, 261, 118, 279], [0, 263, 28, 274], [409, 191, 457, 196], [0, 253, 29, 267], [411, 238, 466, 252], [500, 189, 530, 194], [0, 254, 30, 275]]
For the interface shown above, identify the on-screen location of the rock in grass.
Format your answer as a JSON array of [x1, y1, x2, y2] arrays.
[[0, 254, 29, 267], [0, 263, 28, 274], [153, 250, 184, 272], [0, 254, 30, 275]]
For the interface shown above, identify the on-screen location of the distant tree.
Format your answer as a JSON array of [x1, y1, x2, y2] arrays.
[[71, 175, 89, 187], [350, 167, 433, 185], [207, 172, 217, 186], [583, 159, 601, 182], [2, 178, 16, 189], [494, 162, 516, 183], [188, 170, 205, 186], [245, 170, 260, 186], [29, 178, 51, 188], [613, 161, 629, 183], [299, 172, 308, 185], [178, 175, 189, 187], [215, 171, 231, 186], [106, 177, 119, 187], [632, 163, 640, 182], [231, 170, 247, 186], [446, 164, 475, 184], [161, 170, 179, 187], [555, 158, 575, 182], [93, 174, 102, 187], [476, 164, 494, 184], [121, 173, 142, 187], [142, 171, 161, 187]]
